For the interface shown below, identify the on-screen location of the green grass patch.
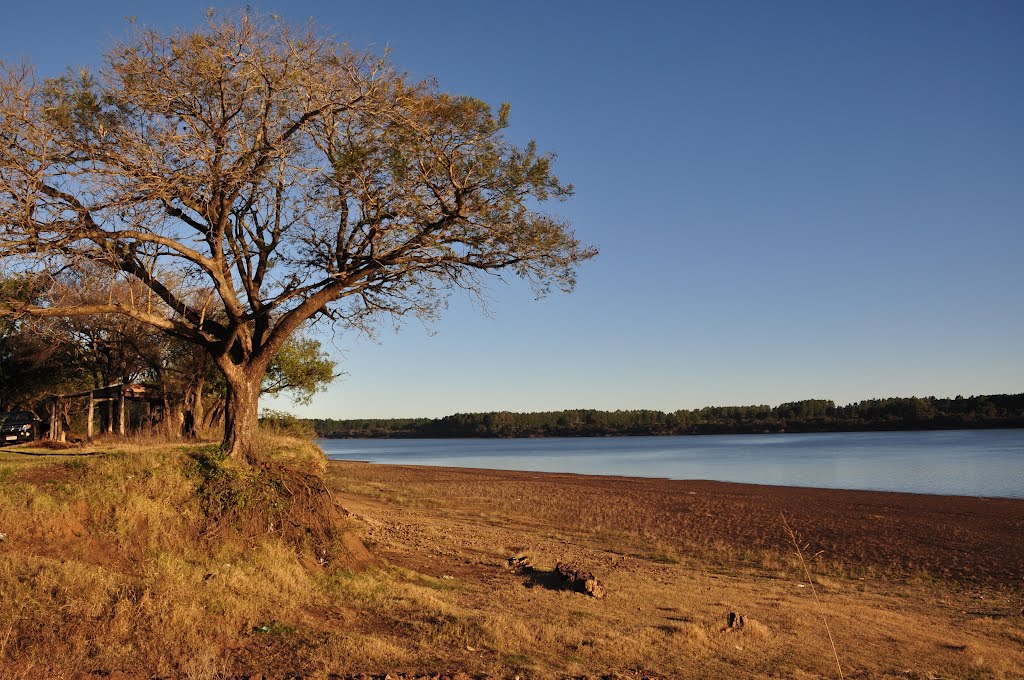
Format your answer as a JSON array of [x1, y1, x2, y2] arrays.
[[251, 621, 296, 635]]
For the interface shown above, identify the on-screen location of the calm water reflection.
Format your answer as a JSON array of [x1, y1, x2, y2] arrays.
[[319, 429, 1024, 498]]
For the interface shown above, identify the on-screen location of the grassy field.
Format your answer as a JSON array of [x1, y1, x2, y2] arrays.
[[0, 438, 1021, 678]]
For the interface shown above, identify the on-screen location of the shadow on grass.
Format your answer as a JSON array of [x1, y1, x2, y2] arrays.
[[520, 566, 600, 596], [521, 566, 570, 592], [0, 447, 102, 457]]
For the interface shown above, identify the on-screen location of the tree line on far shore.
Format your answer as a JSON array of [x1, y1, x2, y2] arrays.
[[305, 394, 1024, 439]]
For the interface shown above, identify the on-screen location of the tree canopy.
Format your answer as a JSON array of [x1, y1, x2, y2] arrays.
[[0, 13, 596, 460]]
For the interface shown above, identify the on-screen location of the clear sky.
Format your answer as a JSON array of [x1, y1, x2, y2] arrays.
[[4, 1, 1022, 418]]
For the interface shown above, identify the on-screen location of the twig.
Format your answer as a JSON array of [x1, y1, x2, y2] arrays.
[[318, 476, 336, 504], [781, 512, 844, 679]]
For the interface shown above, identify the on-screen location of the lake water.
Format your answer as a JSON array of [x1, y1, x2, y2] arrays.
[[318, 429, 1024, 499]]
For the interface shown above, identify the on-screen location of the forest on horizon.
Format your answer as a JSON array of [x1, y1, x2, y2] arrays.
[[304, 393, 1024, 439]]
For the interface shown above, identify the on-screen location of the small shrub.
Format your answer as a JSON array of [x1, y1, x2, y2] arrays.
[[259, 409, 317, 440], [255, 433, 327, 475]]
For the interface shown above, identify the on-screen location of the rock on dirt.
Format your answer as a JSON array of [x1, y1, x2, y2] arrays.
[[507, 554, 534, 573], [555, 561, 606, 598]]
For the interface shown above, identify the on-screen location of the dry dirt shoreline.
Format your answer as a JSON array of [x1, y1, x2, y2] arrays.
[[325, 460, 1024, 678], [328, 461, 1024, 585]]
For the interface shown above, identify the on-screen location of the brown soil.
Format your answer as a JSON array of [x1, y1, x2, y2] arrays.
[[15, 460, 82, 486], [329, 462, 1024, 586]]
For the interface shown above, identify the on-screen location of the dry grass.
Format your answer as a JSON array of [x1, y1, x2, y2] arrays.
[[1, 443, 1022, 678], [781, 511, 844, 679], [0, 436, 354, 677]]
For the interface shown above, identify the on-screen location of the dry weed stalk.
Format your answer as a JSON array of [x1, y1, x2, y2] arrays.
[[780, 512, 844, 679]]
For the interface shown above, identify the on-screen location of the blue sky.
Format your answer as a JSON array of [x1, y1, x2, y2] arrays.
[[4, 1, 1022, 418]]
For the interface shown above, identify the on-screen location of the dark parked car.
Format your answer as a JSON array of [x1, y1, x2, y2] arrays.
[[1, 411, 43, 445]]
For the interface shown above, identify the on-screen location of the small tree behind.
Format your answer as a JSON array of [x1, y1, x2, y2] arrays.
[[0, 13, 595, 462]]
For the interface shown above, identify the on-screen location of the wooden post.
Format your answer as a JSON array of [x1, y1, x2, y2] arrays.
[[59, 397, 67, 443], [118, 385, 126, 436], [52, 397, 65, 442], [87, 392, 95, 440], [106, 394, 114, 433], [161, 384, 174, 438]]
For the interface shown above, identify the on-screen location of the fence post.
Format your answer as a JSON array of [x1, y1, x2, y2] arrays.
[[118, 385, 127, 436]]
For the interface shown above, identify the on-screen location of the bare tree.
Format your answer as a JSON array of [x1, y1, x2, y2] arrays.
[[0, 13, 596, 462]]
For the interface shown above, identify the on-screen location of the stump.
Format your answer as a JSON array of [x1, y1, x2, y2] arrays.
[[727, 611, 746, 629]]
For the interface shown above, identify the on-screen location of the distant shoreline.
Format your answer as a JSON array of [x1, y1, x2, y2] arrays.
[[315, 421, 1024, 439], [301, 393, 1024, 440]]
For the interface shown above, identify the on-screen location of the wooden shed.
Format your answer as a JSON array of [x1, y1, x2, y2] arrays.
[[50, 383, 168, 442]]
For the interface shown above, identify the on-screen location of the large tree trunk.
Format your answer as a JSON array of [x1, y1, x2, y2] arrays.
[[219, 364, 266, 464]]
